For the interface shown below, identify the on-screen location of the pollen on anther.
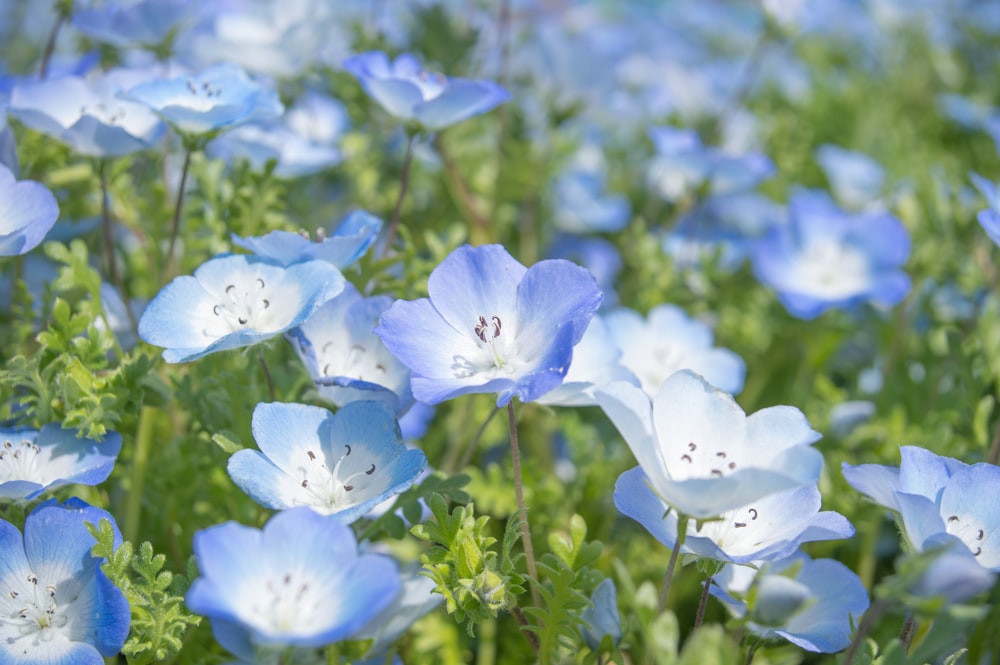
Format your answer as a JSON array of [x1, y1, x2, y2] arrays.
[[306, 451, 316, 460], [365, 464, 376, 475], [948, 515, 960, 522]]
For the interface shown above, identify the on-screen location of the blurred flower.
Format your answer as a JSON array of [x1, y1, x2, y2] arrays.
[[8, 68, 166, 157], [843, 446, 1000, 575], [71, 0, 195, 49], [0, 109, 17, 173], [615, 475, 853, 562], [604, 304, 745, 396], [343, 51, 509, 131], [535, 315, 637, 407], [138, 254, 344, 363], [553, 143, 629, 233], [828, 400, 876, 438], [353, 564, 442, 660], [752, 190, 911, 319], [0, 498, 130, 663], [227, 401, 426, 522], [596, 370, 823, 518], [970, 172, 1000, 246], [375, 244, 603, 406], [186, 507, 399, 658], [232, 210, 381, 269], [0, 163, 59, 256], [121, 63, 283, 138], [815, 144, 885, 210], [580, 578, 622, 651], [547, 235, 622, 307], [287, 283, 413, 415], [0, 425, 121, 501], [711, 554, 870, 653]]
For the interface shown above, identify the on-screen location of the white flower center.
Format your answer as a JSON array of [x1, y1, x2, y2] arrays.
[[319, 342, 390, 382], [672, 440, 740, 482], [0, 574, 70, 649], [0, 438, 42, 483], [250, 570, 326, 634], [694, 504, 766, 555], [206, 278, 273, 335], [945, 513, 989, 562], [450, 313, 524, 379], [79, 102, 129, 125], [794, 238, 870, 298], [294, 445, 378, 512]]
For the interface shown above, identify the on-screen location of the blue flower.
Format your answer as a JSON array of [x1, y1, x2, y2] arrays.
[[343, 52, 509, 131], [0, 164, 59, 257], [0, 498, 130, 664], [0, 425, 122, 501], [227, 401, 427, 522], [121, 63, 283, 138], [815, 144, 885, 210], [710, 554, 870, 653], [71, 0, 194, 49], [596, 370, 823, 518], [843, 446, 1000, 574], [970, 172, 1000, 247], [138, 254, 344, 363], [615, 471, 853, 562], [286, 283, 413, 415], [0, 110, 17, 173], [553, 142, 630, 234], [8, 68, 166, 157], [232, 210, 382, 269], [604, 304, 746, 396], [353, 564, 442, 660], [374, 244, 604, 406], [185, 506, 400, 657], [751, 190, 911, 319], [580, 578, 622, 651]]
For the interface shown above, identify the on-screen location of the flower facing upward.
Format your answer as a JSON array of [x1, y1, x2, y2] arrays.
[[374, 244, 604, 406], [0, 498, 130, 665], [343, 51, 509, 131], [596, 370, 823, 518]]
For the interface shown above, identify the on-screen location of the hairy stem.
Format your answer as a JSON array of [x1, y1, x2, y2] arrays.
[[507, 401, 541, 608], [380, 133, 415, 257], [844, 598, 890, 665], [658, 514, 689, 612], [511, 605, 541, 652], [166, 147, 193, 274], [899, 612, 916, 653], [258, 351, 276, 402], [695, 574, 713, 628]]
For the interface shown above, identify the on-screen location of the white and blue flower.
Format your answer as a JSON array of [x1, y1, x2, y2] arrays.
[[0, 163, 59, 257], [0, 425, 121, 501], [227, 401, 427, 523], [232, 210, 382, 269]]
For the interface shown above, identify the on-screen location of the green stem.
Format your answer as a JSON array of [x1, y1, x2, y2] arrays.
[[507, 401, 541, 608], [258, 351, 276, 402], [166, 146, 193, 275], [694, 573, 713, 628], [658, 514, 689, 612], [124, 405, 155, 544], [380, 132, 415, 257], [477, 616, 497, 665], [99, 162, 138, 338], [899, 612, 915, 653], [511, 605, 540, 653], [39, 12, 65, 79], [444, 405, 501, 473], [844, 598, 890, 665]]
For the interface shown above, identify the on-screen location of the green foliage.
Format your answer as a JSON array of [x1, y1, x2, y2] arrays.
[[411, 495, 526, 636], [88, 519, 201, 665]]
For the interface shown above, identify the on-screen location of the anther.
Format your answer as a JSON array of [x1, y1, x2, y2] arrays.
[[307, 451, 316, 460], [978, 530, 985, 540], [948, 515, 960, 522], [734, 522, 747, 528], [681, 454, 692, 463], [689, 442, 697, 451], [749, 508, 758, 520], [365, 464, 376, 475], [301, 479, 308, 488], [26, 574, 37, 585]]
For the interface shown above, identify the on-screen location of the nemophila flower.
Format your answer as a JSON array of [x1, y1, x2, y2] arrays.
[[138, 253, 344, 363], [548, 235, 623, 308], [121, 63, 283, 139], [0, 425, 121, 501], [8, 68, 166, 157], [0, 163, 59, 257], [711, 554, 870, 653], [970, 172, 1000, 246], [553, 142, 630, 234], [374, 244, 604, 406], [751, 190, 911, 319], [843, 446, 1000, 572], [615, 472, 853, 563], [604, 304, 745, 397], [343, 51, 509, 131], [815, 144, 885, 210], [353, 564, 442, 660], [227, 401, 426, 522], [71, 0, 194, 49], [0, 111, 17, 173], [536, 315, 637, 407], [596, 370, 823, 518], [0, 498, 130, 664], [186, 506, 399, 658], [286, 283, 413, 414], [232, 210, 382, 269], [580, 578, 622, 651]]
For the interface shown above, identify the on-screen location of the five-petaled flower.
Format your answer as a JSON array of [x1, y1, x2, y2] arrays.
[[0, 164, 59, 257], [374, 244, 604, 406]]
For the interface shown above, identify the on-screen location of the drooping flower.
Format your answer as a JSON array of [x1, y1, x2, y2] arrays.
[[8, 68, 166, 157], [0, 163, 59, 257], [0, 498, 130, 664], [374, 244, 604, 406], [710, 554, 870, 653], [343, 51, 509, 131], [138, 253, 344, 363], [185, 507, 400, 659], [604, 304, 746, 396], [232, 210, 382, 269], [751, 190, 911, 319], [0, 425, 122, 501], [286, 283, 413, 414], [843, 446, 1000, 574], [580, 578, 622, 651], [614, 470, 853, 562], [596, 370, 823, 518], [227, 400, 427, 522], [121, 63, 283, 139]]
